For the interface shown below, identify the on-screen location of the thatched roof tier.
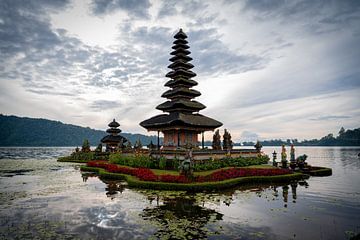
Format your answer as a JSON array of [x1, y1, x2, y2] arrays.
[[173, 39, 188, 45], [161, 87, 201, 99], [140, 112, 222, 131], [172, 43, 189, 50], [165, 69, 196, 78], [164, 78, 198, 88], [156, 99, 205, 112], [108, 119, 120, 128], [169, 54, 192, 62], [168, 61, 194, 70], [174, 29, 187, 39], [170, 48, 191, 56], [101, 135, 127, 144], [106, 128, 121, 134]]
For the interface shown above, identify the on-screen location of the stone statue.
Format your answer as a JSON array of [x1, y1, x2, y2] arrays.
[[118, 139, 125, 150], [290, 144, 295, 162], [222, 129, 233, 151], [289, 144, 296, 170], [296, 154, 308, 169], [81, 139, 90, 152], [126, 141, 132, 150], [179, 147, 193, 177], [95, 143, 102, 153], [272, 150, 277, 167], [134, 138, 143, 150], [281, 144, 288, 168], [147, 140, 156, 150], [254, 141, 263, 152], [212, 129, 222, 150]]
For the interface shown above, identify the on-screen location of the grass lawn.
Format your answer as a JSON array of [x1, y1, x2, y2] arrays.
[[244, 164, 275, 169]]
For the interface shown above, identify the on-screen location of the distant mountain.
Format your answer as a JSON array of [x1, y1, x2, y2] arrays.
[[0, 114, 160, 147], [240, 127, 360, 146]]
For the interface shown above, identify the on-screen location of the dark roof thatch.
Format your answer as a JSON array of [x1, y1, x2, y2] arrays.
[[174, 28, 187, 39], [101, 135, 127, 144], [106, 128, 121, 134], [108, 119, 120, 128], [172, 43, 189, 50], [168, 61, 194, 69], [170, 48, 191, 55], [156, 99, 205, 112], [140, 112, 222, 131], [165, 69, 196, 78], [161, 87, 201, 99], [165, 78, 198, 88], [173, 39, 188, 45], [169, 54, 192, 62]]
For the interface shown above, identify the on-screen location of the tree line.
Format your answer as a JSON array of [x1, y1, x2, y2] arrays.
[[240, 127, 360, 146]]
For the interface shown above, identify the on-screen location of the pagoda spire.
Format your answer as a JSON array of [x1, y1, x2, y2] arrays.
[[157, 29, 205, 113], [140, 29, 222, 142]]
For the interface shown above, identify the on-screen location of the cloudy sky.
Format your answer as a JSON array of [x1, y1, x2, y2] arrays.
[[1, 0, 359, 142]]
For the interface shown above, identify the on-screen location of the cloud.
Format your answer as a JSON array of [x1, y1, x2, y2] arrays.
[[91, 0, 151, 19], [0, 0, 359, 139], [242, 0, 360, 35], [310, 115, 351, 121], [90, 100, 121, 110], [157, 0, 210, 19], [0, 0, 94, 96], [190, 28, 266, 75], [240, 131, 259, 142]]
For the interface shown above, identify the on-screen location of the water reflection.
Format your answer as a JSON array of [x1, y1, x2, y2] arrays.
[[101, 179, 125, 199], [89, 175, 311, 239], [141, 197, 223, 239]]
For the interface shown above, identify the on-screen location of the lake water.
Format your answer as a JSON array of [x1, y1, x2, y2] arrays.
[[0, 147, 359, 239]]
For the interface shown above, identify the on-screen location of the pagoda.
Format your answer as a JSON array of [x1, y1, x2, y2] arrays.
[[101, 119, 128, 151], [140, 29, 222, 150]]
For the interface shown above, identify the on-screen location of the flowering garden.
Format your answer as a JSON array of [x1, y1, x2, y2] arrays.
[[86, 160, 293, 184]]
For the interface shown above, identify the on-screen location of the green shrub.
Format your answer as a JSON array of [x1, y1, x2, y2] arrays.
[[109, 153, 153, 168], [159, 156, 167, 170], [57, 152, 95, 162], [193, 155, 270, 172]]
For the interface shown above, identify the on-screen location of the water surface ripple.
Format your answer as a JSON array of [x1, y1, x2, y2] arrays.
[[0, 147, 359, 239]]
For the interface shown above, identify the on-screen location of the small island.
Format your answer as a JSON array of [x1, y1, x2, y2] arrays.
[[59, 29, 331, 191]]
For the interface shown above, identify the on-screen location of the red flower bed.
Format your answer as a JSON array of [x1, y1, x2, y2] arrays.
[[197, 168, 292, 182], [86, 161, 292, 184], [87, 160, 108, 168], [133, 168, 157, 182], [87, 161, 157, 181], [159, 174, 191, 183], [105, 164, 135, 175]]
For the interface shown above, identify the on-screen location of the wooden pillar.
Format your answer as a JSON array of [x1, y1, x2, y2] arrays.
[[157, 131, 160, 150], [202, 132, 204, 149], [177, 130, 180, 147]]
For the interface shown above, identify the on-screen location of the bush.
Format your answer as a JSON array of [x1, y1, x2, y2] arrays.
[[159, 156, 167, 170], [109, 153, 154, 168], [58, 152, 95, 162], [193, 155, 269, 172]]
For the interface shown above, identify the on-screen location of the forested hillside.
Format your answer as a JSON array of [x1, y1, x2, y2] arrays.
[[241, 127, 360, 146], [0, 114, 159, 146]]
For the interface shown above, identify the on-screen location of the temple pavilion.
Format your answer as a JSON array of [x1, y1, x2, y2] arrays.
[[140, 29, 222, 150], [101, 119, 127, 151]]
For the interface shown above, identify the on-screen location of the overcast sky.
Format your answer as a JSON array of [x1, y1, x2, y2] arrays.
[[0, 0, 359, 142]]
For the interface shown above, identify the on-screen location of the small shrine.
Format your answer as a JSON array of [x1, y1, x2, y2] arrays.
[[101, 119, 128, 152], [140, 29, 222, 150]]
